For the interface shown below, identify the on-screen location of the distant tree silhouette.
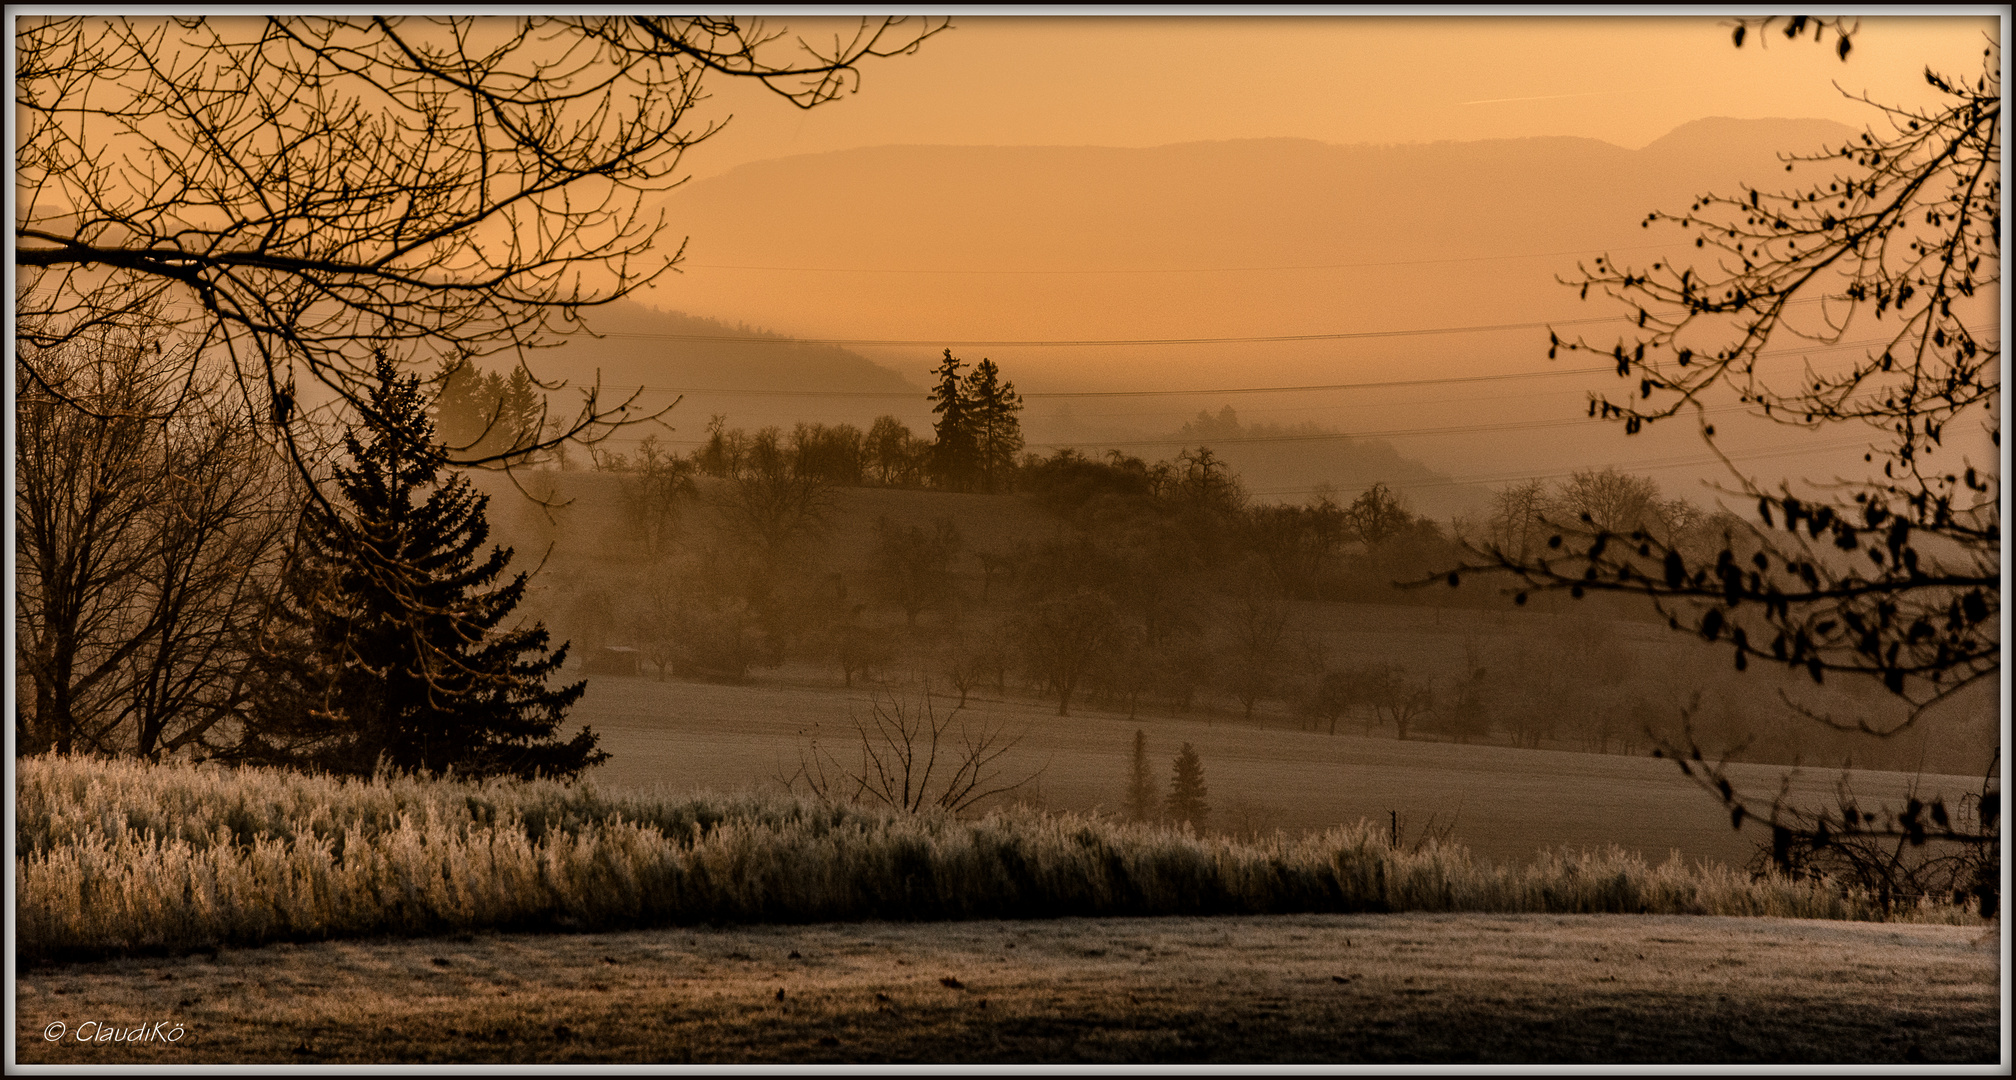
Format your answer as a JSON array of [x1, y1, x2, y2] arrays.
[[1171, 447, 1246, 514], [927, 349, 980, 490], [790, 422, 869, 486], [1361, 663, 1433, 741], [865, 415, 924, 486], [1427, 641, 1497, 745], [1345, 482, 1413, 548], [1221, 564, 1290, 720], [608, 434, 697, 561], [1165, 742, 1209, 829], [961, 357, 1025, 493], [1481, 479, 1552, 566], [1009, 538, 1126, 717], [432, 358, 547, 466], [1125, 728, 1159, 824]]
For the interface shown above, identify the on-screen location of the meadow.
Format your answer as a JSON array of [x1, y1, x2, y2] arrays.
[[570, 670, 1985, 871]]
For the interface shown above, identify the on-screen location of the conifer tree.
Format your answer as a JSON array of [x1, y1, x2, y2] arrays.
[[1165, 742, 1210, 829], [1125, 728, 1159, 824], [961, 357, 1024, 493], [431, 358, 545, 464], [242, 354, 603, 780], [927, 348, 978, 491]]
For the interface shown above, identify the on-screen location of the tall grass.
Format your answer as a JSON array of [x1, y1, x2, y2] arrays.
[[16, 754, 1978, 964]]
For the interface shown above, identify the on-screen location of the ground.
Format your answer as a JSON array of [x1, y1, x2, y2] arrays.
[[16, 913, 1999, 1065]]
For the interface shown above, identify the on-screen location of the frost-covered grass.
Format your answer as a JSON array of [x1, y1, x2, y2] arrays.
[[16, 754, 1978, 964]]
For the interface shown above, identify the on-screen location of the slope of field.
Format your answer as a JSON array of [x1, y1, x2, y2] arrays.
[[18, 913, 1998, 1064], [568, 673, 1983, 872]]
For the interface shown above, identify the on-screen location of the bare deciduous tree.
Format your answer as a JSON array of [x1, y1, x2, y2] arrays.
[[1442, 18, 2000, 912], [17, 318, 291, 757], [17, 15, 946, 472], [782, 692, 1040, 815], [1452, 21, 1998, 731]]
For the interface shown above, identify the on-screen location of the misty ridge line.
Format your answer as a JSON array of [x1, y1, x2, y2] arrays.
[[523, 325, 1970, 403], [426, 289, 1856, 348]]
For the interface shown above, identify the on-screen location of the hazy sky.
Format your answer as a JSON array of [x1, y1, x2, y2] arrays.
[[688, 15, 2000, 177], [612, 13, 2000, 504]]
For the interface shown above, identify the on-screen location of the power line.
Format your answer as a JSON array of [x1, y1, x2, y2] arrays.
[[684, 241, 1689, 276], [1243, 436, 1880, 497], [611, 364, 1617, 401], [14, 279, 1881, 353], [541, 328, 1956, 402], [432, 291, 1854, 349], [569, 310, 1639, 349]]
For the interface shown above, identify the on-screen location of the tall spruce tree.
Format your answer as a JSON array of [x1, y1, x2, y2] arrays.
[[242, 354, 603, 780], [961, 357, 1024, 493], [927, 348, 978, 491]]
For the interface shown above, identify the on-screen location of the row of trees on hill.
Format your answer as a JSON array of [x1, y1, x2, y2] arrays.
[[568, 420, 1969, 773]]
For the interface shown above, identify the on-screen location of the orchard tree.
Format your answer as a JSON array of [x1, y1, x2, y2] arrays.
[[1443, 18, 1999, 905], [17, 15, 947, 475], [870, 516, 964, 628], [1345, 482, 1414, 547], [237, 354, 603, 780]]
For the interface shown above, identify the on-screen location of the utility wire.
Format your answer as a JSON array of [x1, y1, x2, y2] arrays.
[[527, 328, 1967, 401], [684, 241, 1689, 276], [1242, 436, 1881, 496]]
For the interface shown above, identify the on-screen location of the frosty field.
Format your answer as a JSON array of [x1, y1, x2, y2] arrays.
[[16, 913, 1999, 1064]]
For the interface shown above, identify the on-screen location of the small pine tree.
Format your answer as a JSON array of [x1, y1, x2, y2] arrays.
[[1165, 742, 1209, 829], [1125, 728, 1158, 823], [242, 353, 604, 780]]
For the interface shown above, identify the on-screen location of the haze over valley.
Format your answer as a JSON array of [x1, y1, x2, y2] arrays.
[[527, 116, 1970, 521]]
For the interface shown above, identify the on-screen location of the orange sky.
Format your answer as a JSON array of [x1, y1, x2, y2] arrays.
[[687, 15, 1999, 177], [609, 14, 1999, 505]]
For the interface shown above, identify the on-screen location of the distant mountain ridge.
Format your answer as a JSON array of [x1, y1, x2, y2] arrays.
[[608, 116, 1863, 505], [527, 299, 926, 437]]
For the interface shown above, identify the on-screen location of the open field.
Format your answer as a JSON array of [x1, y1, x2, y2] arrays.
[[571, 672, 1986, 871], [16, 913, 2000, 1065]]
